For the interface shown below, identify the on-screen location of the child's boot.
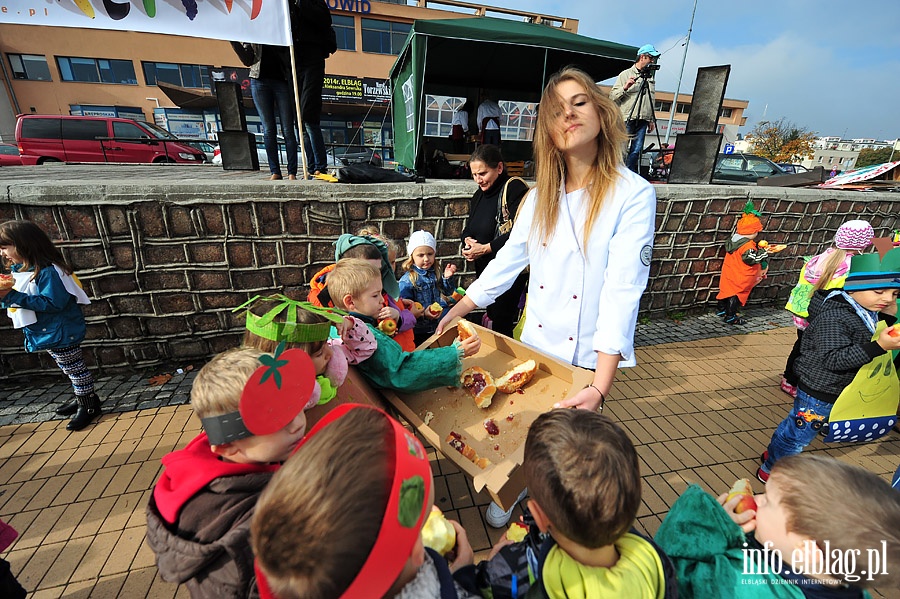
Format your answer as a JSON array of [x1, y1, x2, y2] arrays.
[[724, 296, 746, 325], [67, 392, 102, 431], [56, 398, 78, 416]]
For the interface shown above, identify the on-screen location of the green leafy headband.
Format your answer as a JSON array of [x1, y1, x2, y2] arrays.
[[234, 295, 347, 344]]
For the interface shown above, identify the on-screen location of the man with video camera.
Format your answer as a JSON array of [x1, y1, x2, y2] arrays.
[[610, 44, 660, 173]]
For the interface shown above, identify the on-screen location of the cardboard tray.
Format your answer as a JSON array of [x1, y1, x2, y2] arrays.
[[380, 319, 593, 510]]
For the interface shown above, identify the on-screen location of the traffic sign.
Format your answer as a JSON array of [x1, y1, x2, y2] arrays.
[[723, 143, 735, 155]]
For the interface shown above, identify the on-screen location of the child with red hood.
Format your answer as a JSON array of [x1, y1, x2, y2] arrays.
[[716, 201, 770, 325], [146, 346, 317, 599]]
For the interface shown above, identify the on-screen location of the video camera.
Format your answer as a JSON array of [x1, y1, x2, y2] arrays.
[[639, 63, 660, 78]]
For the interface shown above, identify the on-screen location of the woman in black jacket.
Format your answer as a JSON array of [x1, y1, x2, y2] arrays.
[[460, 144, 530, 337]]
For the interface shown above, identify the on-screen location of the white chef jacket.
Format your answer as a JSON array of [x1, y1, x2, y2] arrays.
[[451, 109, 469, 132], [466, 167, 656, 369]]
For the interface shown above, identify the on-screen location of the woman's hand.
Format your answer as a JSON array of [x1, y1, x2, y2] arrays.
[[436, 296, 477, 335], [554, 386, 604, 412], [717, 492, 757, 534], [463, 236, 491, 260], [443, 263, 457, 279]]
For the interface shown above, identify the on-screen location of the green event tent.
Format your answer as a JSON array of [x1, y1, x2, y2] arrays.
[[389, 17, 638, 171]]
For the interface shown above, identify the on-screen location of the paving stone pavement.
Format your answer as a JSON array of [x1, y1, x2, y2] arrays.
[[2, 306, 899, 599], [2, 305, 794, 428]]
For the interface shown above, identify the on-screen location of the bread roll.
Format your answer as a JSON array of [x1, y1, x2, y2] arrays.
[[495, 359, 537, 394]]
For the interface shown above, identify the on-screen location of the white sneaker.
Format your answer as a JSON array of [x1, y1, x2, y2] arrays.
[[484, 488, 528, 528]]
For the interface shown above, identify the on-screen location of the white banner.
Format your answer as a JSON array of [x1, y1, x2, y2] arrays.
[[1, 0, 292, 46]]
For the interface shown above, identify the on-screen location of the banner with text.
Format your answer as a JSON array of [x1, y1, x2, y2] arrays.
[[322, 76, 391, 105], [1, 0, 291, 46]]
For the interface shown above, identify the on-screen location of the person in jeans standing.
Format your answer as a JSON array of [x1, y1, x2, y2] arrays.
[[291, 0, 338, 175], [609, 44, 660, 173], [230, 43, 298, 180]]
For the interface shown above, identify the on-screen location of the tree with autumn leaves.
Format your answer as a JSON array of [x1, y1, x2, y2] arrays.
[[746, 118, 817, 164]]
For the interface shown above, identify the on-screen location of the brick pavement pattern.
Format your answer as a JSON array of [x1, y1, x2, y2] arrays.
[[1, 320, 899, 597]]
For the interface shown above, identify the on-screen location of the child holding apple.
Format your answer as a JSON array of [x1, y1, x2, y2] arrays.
[[400, 230, 458, 345], [655, 454, 900, 597], [758, 248, 900, 484], [327, 258, 480, 392]]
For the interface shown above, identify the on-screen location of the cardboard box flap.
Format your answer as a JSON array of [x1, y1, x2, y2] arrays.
[[382, 319, 593, 502]]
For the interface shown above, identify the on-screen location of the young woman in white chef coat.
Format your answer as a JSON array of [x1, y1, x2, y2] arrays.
[[438, 66, 656, 414]]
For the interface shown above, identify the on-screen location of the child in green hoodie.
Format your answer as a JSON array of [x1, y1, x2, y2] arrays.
[[655, 454, 900, 598]]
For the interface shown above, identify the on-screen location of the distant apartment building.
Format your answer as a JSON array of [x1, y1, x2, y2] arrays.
[[802, 136, 900, 172]]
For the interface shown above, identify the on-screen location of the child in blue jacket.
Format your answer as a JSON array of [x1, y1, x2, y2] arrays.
[[0, 220, 101, 431]]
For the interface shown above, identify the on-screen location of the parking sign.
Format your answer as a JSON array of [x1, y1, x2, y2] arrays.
[[723, 143, 735, 155]]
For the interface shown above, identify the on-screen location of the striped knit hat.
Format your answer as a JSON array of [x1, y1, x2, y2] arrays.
[[844, 247, 900, 291], [834, 220, 874, 252]]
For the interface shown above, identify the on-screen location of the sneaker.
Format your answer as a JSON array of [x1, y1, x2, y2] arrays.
[[485, 488, 528, 528], [780, 377, 798, 398], [715, 309, 726, 317], [756, 467, 769, 484], [724, 315, 746, 325], [760, 450, 768, 464]]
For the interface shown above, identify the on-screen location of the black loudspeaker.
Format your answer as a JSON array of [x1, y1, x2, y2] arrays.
[[215, 81, 247, 132], [685, 66, 730, 134], [667, 132, 722, 184], [217, 130, 259, 171]]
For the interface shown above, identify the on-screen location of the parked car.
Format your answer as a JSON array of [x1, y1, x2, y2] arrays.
[[0, 143, 23, 166], [211, 133, 343, 168], [181, 140, 217, 163], [712, 153, 789, 184], [15, 115, 205, 165], [777, 163, 809, 174]]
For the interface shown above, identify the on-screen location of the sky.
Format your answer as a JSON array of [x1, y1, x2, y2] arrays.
[[514, 0, 900, 141]]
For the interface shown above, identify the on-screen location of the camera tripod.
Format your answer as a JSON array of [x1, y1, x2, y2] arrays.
[[625, 69, 664, 178]]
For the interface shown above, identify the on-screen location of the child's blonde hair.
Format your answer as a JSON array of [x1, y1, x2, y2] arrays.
[[190, 347, 264, 419], [810, 248, 850, 293], [325, 258, 380, 310], [357, 224, 400, 265], [772, 454, 900, 588], [252, 408, 393, 598], [241, 296, 329, 356]]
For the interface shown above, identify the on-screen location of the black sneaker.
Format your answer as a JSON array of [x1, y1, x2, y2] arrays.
[[725, 315, 746, 325]]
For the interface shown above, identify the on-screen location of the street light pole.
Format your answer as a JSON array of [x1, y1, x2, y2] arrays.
[[664, 0, 698, 146]]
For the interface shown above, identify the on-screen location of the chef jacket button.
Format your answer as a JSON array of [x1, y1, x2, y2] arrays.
[[568, 337, 573, 341], [538, 324, 542, 328], [539, 285, 544, 289], [572, 295, 577, 299]]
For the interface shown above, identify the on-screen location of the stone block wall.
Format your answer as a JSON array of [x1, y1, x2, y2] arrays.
[[1, 180, 897, 381]]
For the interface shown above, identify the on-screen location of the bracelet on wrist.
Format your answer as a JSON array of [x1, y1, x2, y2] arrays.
[[586, 384, 605, 411]]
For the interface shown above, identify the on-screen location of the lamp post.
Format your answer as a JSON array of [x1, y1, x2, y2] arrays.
[[664, 0, 698, 146]]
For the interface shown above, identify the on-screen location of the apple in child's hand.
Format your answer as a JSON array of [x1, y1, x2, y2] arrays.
[[757, 240, 768, 249], [427, 302, 442, 318], [726, 478, 757, 514], [377, 318, 398, 336], [888, 325, 900, 338]]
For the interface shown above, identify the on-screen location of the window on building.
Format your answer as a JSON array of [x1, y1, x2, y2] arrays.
[[8, 54, 52, 81], [57, 57, 137, 84], [361, 18, 410, 55], [676, 102, 691, 114], [818, 156, 824, 163], [500, 100, 537, 142], [719, 108, 733, 118], [143, 62, 211, 88], [333, 15, 356, 51], [654, 100, 672, 112], [424, 95, 463, 137]]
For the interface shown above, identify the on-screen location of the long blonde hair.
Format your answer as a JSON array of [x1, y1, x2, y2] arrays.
[[532, 67, 629, 250], [810, 247, 850, 292]]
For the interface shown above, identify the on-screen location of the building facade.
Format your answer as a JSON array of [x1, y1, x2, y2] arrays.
[[1, 1, 748, 162]]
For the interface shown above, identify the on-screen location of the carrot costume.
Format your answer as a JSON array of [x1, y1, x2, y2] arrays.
[[716, 202, 769, 325]]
